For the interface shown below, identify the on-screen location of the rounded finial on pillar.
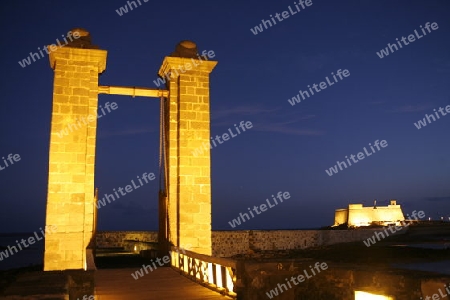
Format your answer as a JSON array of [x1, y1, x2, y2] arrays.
[[170, 40, 199, 58], [71, 27, 90, 37], [66, 28, 99, 49]]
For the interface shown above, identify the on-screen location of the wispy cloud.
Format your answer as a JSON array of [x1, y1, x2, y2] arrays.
[[212, 104, 324, 136], [423, 196, 450, 203], [387, 104, 433, 113], [253, 124, 324, 136], [369, 100, 386, 105], [212, 105, 280, 120], [98, 104, 322, 138], [295, 48, 369, 73], [433, 58, 450, 74], [297, 53, 332, 72], [98, 127, 156, 138]]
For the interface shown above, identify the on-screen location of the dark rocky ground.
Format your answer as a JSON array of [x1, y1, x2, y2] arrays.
[[0, 265, 95, 300], [232, 223, 450, 266], [0, 264, 43, 295], [1, 223, 449, 299], [233, 223, 450, 300], [0, 252, 162, 299]]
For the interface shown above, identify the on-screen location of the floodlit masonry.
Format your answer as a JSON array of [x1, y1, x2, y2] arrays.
[[228, 191, 290, 228], [334, 200, 404, 227], [287, 69, 350, 106], [266, 262, 328, 299], [191, 121, 253, 157], [153, 50, 216, 87], [44, 30, 217, 269], [250, 0, 313, 35], [376, 22, 439, 59], [56, 102, 118, 138], [363, 210, 425, 247], [325, 139, 388, 176], [414, 104, 450, 130]]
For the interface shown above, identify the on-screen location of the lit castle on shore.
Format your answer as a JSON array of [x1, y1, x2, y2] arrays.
[[334, 200, 405, 227]]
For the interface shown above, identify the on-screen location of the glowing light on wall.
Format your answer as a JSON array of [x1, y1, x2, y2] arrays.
[[207, 263, 214, 284], [215, 264, 223, 288], [171, 251, 178, 267], [183, 255, 188, 270], [351, 218, 371, 227], [355, 291, 394, 300], [171, 250, 236, 297], [195, 260, 207, 280], [225, 268, 234, 292]]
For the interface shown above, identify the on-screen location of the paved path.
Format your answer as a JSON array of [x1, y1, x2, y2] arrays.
[[95, 267, 231, 300]]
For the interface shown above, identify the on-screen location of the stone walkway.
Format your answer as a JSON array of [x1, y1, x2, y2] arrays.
[[95, 267, 231, 300]]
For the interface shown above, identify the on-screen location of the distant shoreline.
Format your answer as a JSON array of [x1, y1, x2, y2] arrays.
[[0, 232, 34, 237]]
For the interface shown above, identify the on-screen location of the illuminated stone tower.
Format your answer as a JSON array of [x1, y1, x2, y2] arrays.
[[44, 29, 107, 270], [44, 31, 217, 270], [159, 41, 217, 255]]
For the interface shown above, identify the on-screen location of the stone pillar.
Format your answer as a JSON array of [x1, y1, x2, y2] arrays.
[[158, 41, 217, 255], [44, 29, 107, 270]]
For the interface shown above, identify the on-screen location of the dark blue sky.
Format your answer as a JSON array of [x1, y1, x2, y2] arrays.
[[1, 0, 449, 232]]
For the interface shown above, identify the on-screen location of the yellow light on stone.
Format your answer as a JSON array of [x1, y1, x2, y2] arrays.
[[337, 202, 405, 227], [355, 291, 394, 300], [207, 263, 214, 284], [215, 265, 223, 288], [225, 269, 234, 292], [183, 255, 188, 271]]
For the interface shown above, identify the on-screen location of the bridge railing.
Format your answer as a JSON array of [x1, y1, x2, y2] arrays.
[[170, 246, 240, 298]]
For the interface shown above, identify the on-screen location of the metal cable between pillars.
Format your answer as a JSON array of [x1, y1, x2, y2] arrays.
[[158, 96, 170, 249]]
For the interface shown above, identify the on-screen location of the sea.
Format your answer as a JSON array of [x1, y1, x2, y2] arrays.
[[0, 233, 44, 271]]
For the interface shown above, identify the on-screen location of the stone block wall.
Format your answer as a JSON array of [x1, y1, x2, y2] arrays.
[[96, 231, 158, 248], [250, 230, 321, 252], [240, 262, 448, 300], [97, 228, 402, 257], [212, 231, 250, 257]]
